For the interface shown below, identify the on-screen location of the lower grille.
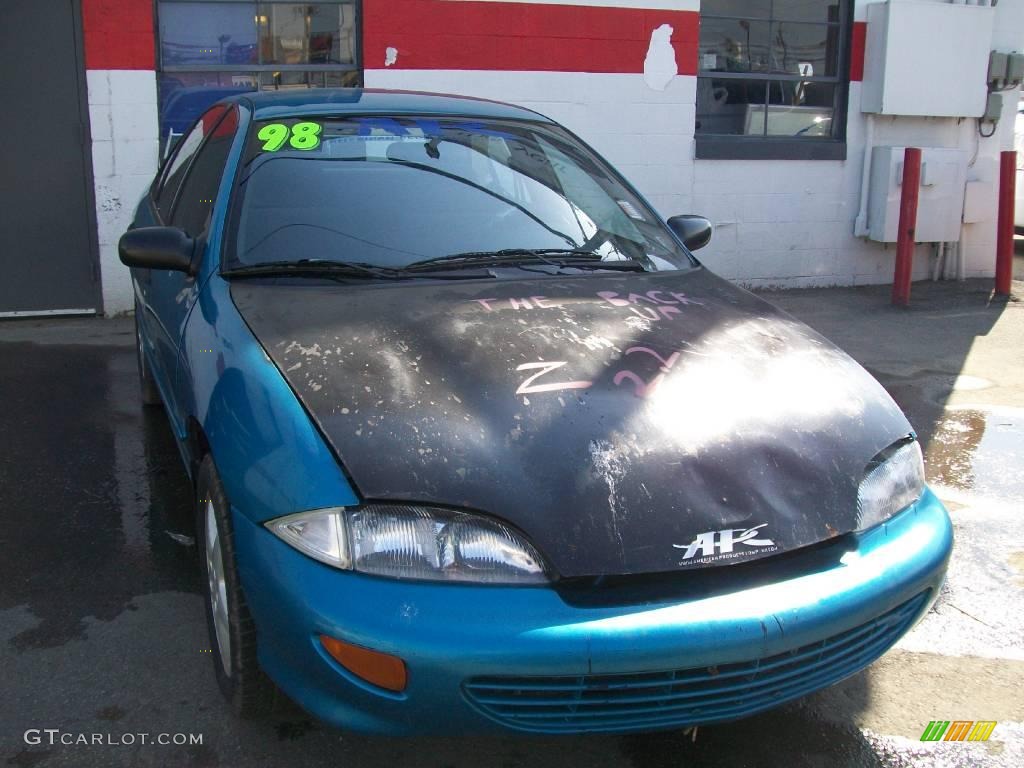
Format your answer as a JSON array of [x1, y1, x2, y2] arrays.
[[463, 591, 927, 734]]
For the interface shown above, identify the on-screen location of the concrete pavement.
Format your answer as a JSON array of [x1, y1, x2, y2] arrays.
[[1, 275, 1022, 767]]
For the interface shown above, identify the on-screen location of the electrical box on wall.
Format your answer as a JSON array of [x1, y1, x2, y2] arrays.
[[867, 147, 968, 243], [983, 92, 1004, 122], [862, 1, 994, 117], [1008, 53, 1024, 84]]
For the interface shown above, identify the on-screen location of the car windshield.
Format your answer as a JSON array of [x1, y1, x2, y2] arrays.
[[229, 115, 695, 271]]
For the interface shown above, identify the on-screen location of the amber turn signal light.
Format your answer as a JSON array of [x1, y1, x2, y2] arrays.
[[319, 634, 408, 692]]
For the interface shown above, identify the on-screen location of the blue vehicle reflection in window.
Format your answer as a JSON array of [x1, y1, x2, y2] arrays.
[[158, 77, 254, 157]]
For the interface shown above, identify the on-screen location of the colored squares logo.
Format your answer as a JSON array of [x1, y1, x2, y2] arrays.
[[920, 720, 997, 742]]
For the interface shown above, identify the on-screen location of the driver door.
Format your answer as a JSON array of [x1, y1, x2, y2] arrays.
[[134, 103, 238, 429]]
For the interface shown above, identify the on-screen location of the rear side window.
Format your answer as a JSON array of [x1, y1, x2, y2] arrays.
[[170, 107, 239, 237], [155, 103, 229, 222]]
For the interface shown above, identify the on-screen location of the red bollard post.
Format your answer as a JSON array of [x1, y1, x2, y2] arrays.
[[892, 147, 922, 307], [996, 150, 1016, 296]]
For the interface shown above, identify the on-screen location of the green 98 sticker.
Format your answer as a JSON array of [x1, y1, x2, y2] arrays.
[[257, 121, 322, 152]]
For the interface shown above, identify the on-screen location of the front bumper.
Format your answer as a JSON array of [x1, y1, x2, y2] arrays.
[[232, 489, 952, 735]]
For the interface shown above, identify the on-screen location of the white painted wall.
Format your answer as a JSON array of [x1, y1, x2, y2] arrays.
[[87, 0, 1020, 312], [370, 0, 1021, 289], [463, 0, 700, 9], [696, 0, 1017, 287], [366, 68, 696, 218], [87, 70, 160, 315], [693, 80, 1010, 288]]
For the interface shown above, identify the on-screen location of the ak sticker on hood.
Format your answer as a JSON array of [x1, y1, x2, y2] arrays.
[[673, 523, 778, 567]]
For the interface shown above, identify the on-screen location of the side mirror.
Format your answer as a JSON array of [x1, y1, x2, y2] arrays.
[[119, 227, 195, 273], [666, 215, 713, 251]]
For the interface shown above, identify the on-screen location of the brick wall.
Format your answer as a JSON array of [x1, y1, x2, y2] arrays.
[[368, 0, 1016, 288], [82, 0, 159, 315], [80, 0, 1020, 312]]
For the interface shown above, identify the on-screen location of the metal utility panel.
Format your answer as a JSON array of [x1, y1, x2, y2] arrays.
[[862, 1, 994, 117], [868, 147, 968, 243]]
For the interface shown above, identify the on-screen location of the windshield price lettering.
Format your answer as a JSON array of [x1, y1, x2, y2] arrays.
[[257, 122, 322, 152]]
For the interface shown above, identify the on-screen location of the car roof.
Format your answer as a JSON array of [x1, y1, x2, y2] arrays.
[[239, 88, 554, 123]]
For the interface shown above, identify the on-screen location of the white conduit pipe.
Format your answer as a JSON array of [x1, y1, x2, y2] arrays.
[[854, 115, 875, 237], [958, 228, 967, 281], [932, 242, 945, 281]]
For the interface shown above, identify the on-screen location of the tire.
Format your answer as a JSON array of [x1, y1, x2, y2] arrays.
[[196, 455, 276, 717], [135, 302, 163, 407]]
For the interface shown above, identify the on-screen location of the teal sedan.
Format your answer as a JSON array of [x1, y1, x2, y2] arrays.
[[119, 89, 952, 734]]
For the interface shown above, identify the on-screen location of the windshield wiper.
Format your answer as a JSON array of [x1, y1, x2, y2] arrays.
[[404, 248, 647, 272], [223, 259, 490, 281], [223, 259, 402, 279]]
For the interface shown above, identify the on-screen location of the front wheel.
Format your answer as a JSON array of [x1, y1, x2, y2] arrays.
[[196, 455, 276, 717]]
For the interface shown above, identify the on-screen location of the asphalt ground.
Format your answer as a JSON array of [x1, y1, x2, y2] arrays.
[[1, 273, 1022, 768]]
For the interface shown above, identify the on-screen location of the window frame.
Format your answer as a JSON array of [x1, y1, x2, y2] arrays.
[[169, 106, 240, 237], [695, 0, 853, 161], [154, 0, 363, 153], [152, 103, 230, 217], [156, 0, 363, 77], [151, 104, 237, 229]]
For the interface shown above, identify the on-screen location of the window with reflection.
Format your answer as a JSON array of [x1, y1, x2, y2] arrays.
[[696, 1, 851, 157], [156, 1, 360, 154]]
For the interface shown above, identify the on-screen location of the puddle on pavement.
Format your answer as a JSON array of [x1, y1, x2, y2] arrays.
[[0, 342, 199, 652], [923, 406, 1024, 504]]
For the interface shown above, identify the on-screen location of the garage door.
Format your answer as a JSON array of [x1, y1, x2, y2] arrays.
[[0, 0, 100, 316]]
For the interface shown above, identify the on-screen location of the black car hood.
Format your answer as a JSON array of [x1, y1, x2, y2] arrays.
[[231, 268, 912, 578]]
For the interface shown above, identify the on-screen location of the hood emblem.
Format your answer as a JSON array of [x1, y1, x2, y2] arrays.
[[673, 523, 777, 566]]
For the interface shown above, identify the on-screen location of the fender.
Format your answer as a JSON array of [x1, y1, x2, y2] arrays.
[[179, 275, 359, 522]]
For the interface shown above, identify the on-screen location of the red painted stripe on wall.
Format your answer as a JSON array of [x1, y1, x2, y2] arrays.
[[849, 21, 866, 82], [363, 0, 699, 74], [82, 0, 155, 70]]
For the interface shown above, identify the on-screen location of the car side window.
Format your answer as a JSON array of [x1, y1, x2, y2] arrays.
[[154, 104, 229, 223], [170, 107, 239, 238]]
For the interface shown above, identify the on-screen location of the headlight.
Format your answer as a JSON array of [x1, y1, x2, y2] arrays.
[[267, 504, 549, 584], [855, 440, 925, 531]]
